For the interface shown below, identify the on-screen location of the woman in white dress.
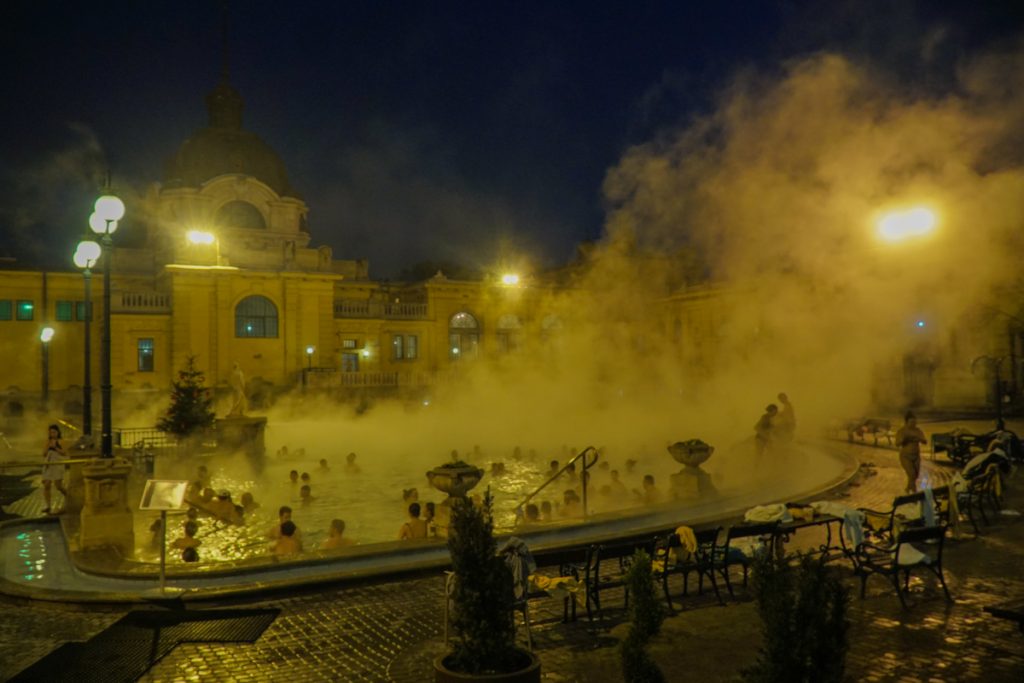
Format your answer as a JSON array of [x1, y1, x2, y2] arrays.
[[41, 424, 68, 514]]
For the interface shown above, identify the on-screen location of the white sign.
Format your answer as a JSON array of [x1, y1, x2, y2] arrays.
[[139, 479, 189, 511]]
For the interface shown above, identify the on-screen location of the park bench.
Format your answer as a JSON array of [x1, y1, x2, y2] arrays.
[[859, 488, 950, 545], [651, 526, 723, 611], [714, 522, 780, 597], [567, 538, 654, 623], [848, 418, 895, 447], [957, 463, 1002, 534], [984, 600, 1024, 634], [853, 524, 952, 609]]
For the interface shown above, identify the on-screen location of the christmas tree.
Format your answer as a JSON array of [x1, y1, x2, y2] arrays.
[[158, 355, 216, 438]]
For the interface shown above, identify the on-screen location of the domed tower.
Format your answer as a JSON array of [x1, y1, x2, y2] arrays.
[[150, 77, 323, 271]]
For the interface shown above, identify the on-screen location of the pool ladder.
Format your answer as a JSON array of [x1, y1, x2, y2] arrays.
[[513, 446, 600, 520]]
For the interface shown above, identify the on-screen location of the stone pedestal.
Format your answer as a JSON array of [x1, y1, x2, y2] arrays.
[[79, 457, 135, 554], [215, 416, 267, 472]]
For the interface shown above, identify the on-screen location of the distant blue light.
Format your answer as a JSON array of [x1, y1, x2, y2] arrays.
[[916, 320, 926, 328]]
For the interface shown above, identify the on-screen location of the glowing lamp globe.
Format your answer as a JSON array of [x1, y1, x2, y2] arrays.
[[40, 327, 55, 343], [94, 194, 125, 222], [73, 240, 101, 269]]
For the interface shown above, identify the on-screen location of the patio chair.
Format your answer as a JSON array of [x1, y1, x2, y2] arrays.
[[653, 526, 723, 611], [716, 522, 780, 597], [853, 525, 952, 609]]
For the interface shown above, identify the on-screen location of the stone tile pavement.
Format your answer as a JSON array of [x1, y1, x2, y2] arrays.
[[2, 432, 1023, 682]]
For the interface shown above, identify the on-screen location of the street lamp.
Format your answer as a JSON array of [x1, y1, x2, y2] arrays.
[[306, 345, 315, 370], [876, 207, 937, 243], [73, 239, 101, 441], [186, 229, 220, 265], [40, 326, 55, 409], [90, 193, 125, 458]]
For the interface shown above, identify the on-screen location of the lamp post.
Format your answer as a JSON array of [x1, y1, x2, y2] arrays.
[[306, 345, 315, 370], [40, 326, 55, 410], [73, 240, 101, 441], [972, 355, 1011, 422], [89, 194, 125, 458]]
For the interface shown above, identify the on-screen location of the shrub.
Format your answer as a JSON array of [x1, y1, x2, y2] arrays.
[[742, 552, 849, 683], [619, 549, 666, 683], [446, 491, 521, 674]]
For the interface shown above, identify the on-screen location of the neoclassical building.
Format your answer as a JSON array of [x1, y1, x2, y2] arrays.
[[0, 79, 1010, 423]]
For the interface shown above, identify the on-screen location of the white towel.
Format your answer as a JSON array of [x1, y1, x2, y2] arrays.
[[922, 488, 937, 527], [744, 503, 792, 523]]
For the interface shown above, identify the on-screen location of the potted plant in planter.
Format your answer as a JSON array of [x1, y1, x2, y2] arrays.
[[434, 491, 541, 682]]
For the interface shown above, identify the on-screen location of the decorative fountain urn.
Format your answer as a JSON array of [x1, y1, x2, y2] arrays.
[[668, 439, 716, 499], [426, 462, 484, 537]]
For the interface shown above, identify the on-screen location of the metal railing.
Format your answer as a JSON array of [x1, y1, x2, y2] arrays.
[[333, 299, 428, 319], [114, 291, 171, 313], [514, 446, 600, 519]]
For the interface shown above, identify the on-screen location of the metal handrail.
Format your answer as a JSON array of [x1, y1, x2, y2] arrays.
[[514, 446, 600, 519]]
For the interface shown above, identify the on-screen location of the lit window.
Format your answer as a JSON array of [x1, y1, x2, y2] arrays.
[[235, 296, 278, 338], [342, 338, 358, 349], [449, 311, 480, 361], [0, 301, 11, 320], [406, 335, 418, 360], [137, 338, 154, 372], [56, 301, 73, 322], [76, 301, 90, 321], [392, 334, 404, 360], [16, 300, 33, 321]]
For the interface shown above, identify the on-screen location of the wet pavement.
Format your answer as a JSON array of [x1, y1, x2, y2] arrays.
[[2, 429, 1023, 682]]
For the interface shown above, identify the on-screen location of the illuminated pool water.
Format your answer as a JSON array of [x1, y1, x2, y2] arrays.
[[0, 440, 855, 601]]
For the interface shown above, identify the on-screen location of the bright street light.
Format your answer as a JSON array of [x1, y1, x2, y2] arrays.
[[40, 326, 55, 409], [186, 230, 216, 245], [91, 190, 123, 457], [74, 240, 100, 441], [40, 327, 55, 343], [501, 273, 520, 286], [877, 207, 937, 243]]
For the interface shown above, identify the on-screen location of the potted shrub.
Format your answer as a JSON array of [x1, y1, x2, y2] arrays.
[[434, 491, 541, 682]]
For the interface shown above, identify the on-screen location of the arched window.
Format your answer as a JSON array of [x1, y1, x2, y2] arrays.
[[216, 200, 266, 230], [496, 314, 522, 353], [449, 311, 480, 360], [235, 295, 278, 338]]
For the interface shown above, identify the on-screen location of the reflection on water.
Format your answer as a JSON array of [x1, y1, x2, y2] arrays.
[[140, 439, 816, 564]]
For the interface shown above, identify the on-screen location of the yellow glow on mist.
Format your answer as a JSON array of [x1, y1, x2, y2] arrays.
[[876, 207, 937, 242]]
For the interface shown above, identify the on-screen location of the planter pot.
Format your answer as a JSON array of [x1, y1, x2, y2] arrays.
[[427, 466, 484, 498], [434, 649, 541, 683], [667, 440, 714, 468]]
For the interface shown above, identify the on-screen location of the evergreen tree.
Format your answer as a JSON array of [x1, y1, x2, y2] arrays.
[[158, 355, 215, 438]]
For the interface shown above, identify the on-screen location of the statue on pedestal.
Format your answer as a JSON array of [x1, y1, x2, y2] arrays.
[[228, 362, 248, 417]]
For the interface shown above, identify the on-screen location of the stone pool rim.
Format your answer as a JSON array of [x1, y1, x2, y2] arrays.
[[0, 441, 859, 604]]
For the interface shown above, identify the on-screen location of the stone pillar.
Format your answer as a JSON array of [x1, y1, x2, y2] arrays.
[[79, 457, 135, 554]]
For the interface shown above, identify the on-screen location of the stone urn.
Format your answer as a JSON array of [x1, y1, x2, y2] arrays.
[[427, 464, 484, 498], [668, 440, 714, 468]]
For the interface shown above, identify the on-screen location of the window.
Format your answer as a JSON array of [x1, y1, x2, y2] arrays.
[[56, 301, 74, 321], [342, 338, 358, 349], [496, 314, 522, 353], [16, 300, 33, 321], [76, 302, 90, 321], [449, 312, 480, 361], [392, 334, 418, 360], [215, 200, 267, 230], [0, 301, 10, 320], [137, 338, 154, 372], [235, 295, 278, 338], [342, 352, 360, 372]]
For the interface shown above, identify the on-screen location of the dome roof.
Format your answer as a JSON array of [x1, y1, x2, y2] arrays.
[[163, 82, 299, 198]]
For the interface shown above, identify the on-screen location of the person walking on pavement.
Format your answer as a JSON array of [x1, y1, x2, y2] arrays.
[[895, 411, 927, 493]]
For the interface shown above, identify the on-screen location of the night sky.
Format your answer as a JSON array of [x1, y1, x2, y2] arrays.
[[2, 1, 1022, 278]]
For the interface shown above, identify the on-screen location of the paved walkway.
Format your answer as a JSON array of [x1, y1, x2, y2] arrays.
[[2, 429, 1023, 682]]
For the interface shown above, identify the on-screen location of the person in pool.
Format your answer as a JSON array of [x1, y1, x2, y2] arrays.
[[273, 521, 302, 556], [399, 503, 428, 540], [321, 519, 356, 549]]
